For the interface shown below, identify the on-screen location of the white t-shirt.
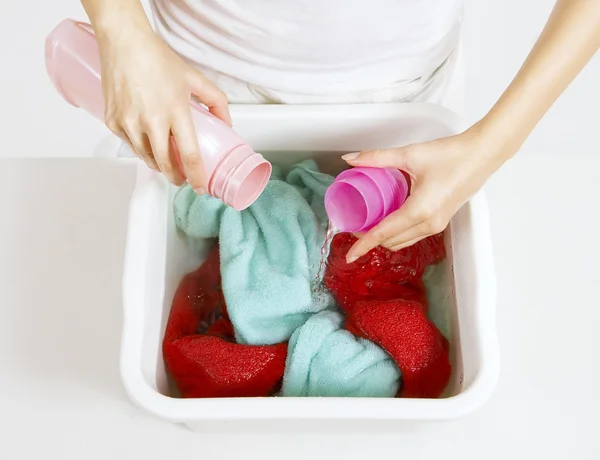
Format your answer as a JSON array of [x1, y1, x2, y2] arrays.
[[150, 0, 463, 104]]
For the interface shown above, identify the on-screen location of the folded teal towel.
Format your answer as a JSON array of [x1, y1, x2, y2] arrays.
[[174, 160, 336, 345], [282, 311, 401, 397]]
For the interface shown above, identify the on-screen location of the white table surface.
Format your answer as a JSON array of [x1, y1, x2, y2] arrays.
[[1, 152, 598, 459]]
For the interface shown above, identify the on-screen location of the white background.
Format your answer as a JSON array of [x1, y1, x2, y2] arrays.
[[1, 1, 599, 459]]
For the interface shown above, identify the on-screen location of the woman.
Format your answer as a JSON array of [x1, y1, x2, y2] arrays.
[[82, 0, 600, 262]]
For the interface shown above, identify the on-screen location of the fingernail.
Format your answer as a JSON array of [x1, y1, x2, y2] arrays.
[[194, 187, 206, 195], [346, 255, 359, 264], [342, 152, 360, 161]]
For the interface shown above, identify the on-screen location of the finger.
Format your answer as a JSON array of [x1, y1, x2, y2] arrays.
[[118, 134, 138, 160], [345, 197, 423, 263], [383, 210, 448, 252], [169, 136, 186, 180], [106, 118, 157, 169], [171, 111, 207, 194], [124, 138, 153, 166], [388, 235, 429, 252], [379, 221, 432, 250], [122, 125, 160, 171], [146, 123, 185, 185], [341, 147, 409, 170], [188, 71, 232, 127]]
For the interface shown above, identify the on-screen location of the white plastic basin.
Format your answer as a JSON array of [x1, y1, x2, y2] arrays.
[[118, 103, 499, 428]]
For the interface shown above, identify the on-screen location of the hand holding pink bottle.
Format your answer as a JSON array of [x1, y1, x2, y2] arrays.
[[72, 0, 231, 192], [46, 15, 271, 210]]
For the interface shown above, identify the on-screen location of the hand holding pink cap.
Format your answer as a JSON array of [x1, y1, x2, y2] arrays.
[[324, 166, 409, 233]]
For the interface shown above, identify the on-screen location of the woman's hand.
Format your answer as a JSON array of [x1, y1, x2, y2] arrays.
[[95, 15, 231, 193], [344, 0, 600, 263], [343, 125, 505, 263]]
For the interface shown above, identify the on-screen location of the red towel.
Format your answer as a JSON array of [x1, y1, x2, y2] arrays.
[[346, 300, 451, 399], [324, 233, 445, 313], [163, 246, 287, 398]]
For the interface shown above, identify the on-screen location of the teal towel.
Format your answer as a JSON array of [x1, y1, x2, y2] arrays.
[[174, 160, 336, 345], [282, 311, 401, 397]]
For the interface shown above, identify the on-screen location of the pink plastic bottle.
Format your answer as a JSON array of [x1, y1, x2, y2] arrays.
[[324, 167, 409, 233], [45, 19, 271, 211]]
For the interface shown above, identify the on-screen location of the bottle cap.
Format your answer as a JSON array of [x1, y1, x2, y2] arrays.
[[325, 167, 409, 232], [210, 145, 272, 211]]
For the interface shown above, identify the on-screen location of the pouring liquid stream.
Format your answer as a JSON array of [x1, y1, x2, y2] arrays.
[[313, 220, 337, 292]]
